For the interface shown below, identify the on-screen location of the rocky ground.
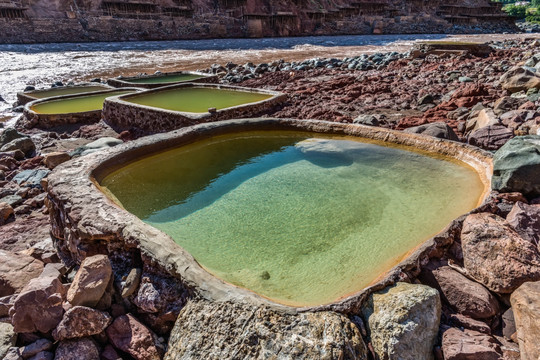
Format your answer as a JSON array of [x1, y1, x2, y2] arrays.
[[1, 38, 540, 359]]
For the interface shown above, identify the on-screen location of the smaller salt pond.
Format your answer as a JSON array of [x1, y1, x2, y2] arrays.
[[100, 130, 485, 306], [121, 73, 207, 85], [30, 89, 136, 114], [124, 87, 274, 113], [23, 84, 111, 100]]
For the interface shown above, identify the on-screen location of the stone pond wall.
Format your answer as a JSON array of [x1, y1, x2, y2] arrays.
[[40, 118, 503, 358], [0, 0, 517, 44]]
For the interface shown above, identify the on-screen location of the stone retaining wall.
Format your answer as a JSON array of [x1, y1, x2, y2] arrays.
[[46, 118, 493, 314]]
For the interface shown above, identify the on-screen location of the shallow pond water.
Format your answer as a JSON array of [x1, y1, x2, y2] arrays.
[[125, 87, 273, 113], [26, 84, 111, 99], [100, 130, 485, 306], [122, 73, 206, 84], [31, 89, 135, 114]]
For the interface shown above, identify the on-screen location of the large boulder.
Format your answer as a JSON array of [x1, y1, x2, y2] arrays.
[[52, 306, 112, 341], [492, 136, 540, 197], [468, 124, 514, 151], [428, 266, 499, 319], [166, 299, 367, 360], [510, 280, 540, 360], [0, 250, 44, 296], [0, 137, 35, 157], [493, 96, 528, 115], [461, 213, 540, 293], [106, 314, 161, 360], [67, 254, 112, 307], [362, 282, 440, 360], [403, 122, 459, 141], [442, 327, 502, 360], [465, 108, 499, 134], [10, 264, 66, 333], [0, 323, 16, 359], [54, 338, 100, 360], [506, 201, 540, 246], [500, 67, 540, 93]]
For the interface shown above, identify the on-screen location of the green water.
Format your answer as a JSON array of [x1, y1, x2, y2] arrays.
[[31, 90, 135, 114], [101, 131, 485, 306], [125, 87, 273, 113], [28, 85, 111, 99], [124, 73, 205, 84]]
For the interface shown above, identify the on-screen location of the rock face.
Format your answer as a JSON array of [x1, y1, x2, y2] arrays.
[[429, 266, 499, 319], [0, 323, 16, 359], [66, 254, 112, 307], [166, 299, 367, 360], [10, 265, 66, 333], [492, 135, 540, 197], [461, 213, 540, 293], [506, 201, 540, 246], [54, 338, 100, 360], [0, 250, 44, 296], [52, 306, 112, 341], [442, 327, 502, 360], [510, 280, 540, 360], [361, 282, 441, 360], [106, 314, 161, 360]]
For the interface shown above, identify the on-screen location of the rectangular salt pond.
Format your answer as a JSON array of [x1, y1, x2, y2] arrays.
[[26, 85, 111, 99], [31, 90, 136, 114], [100, 130, 485, 307], [122, 73, 207, 85], [124, 87, 274, 113]]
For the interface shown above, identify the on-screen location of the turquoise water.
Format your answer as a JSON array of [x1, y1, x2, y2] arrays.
[[101, 131, 484, 306]]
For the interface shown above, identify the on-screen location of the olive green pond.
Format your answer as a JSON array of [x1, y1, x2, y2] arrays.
[[26, 85, 111, 99], [100, 131, 485, 306], [31, 90, 136, 114], [124, 87, 273, 113], [122, 73, 206, 84]]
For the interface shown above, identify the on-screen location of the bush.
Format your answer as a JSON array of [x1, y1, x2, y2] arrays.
[[503, 4, 528, 18]]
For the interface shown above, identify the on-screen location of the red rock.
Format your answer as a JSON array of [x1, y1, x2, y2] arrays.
[[101, 344, 120, 360], [10, 265, 66, 333], [500, 110, 536, 130], [52, 306, 112, 341], [0, 250, 44, 297], [0, 202, 13, 225], [461, 213, 540, 293], [506, 201, 540, 246], [518, 101, 536, 110], [67, 255, 112, 307], [467, 124, 514, 151], [106, 314, 160, 360], [447, 313, 492, 334], [442, 327, 502, 360], [54, 338, 100, 360], [431, 266, 499, 319], [451, 84, 490, 99]]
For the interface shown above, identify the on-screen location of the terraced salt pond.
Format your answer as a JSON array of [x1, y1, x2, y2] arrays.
[[23, 85, 111, 99], [31, 89, 135, 114], [100, 130, 485, 306], [124, 87, 273, 113], [121, 73, 207, 85]]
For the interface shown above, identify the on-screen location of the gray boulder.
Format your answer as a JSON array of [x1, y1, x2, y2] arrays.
[[0, 137, 35, 157], [403, 122, 459, 141], [492, 135, 540, 197], [353, 114, 379, 126], [71, 137, 123, 157], [362, 282, 441, 360]]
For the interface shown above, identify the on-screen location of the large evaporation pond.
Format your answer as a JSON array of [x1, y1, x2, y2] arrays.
[[123, 73, 205, 84], [100, 131, 484, 306], [28, 85, 111, 99], [31, 90, 135, 114], [125, 87, 272, 113]]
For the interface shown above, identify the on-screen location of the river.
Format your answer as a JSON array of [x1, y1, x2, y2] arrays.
[[0, 32, 538, 122]]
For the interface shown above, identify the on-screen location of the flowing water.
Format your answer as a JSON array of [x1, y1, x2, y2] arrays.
[[31, 89, 135, 114], [101, 130, 485, 306], [126, 87, 273, 113], [1, 32, 538, 122]]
